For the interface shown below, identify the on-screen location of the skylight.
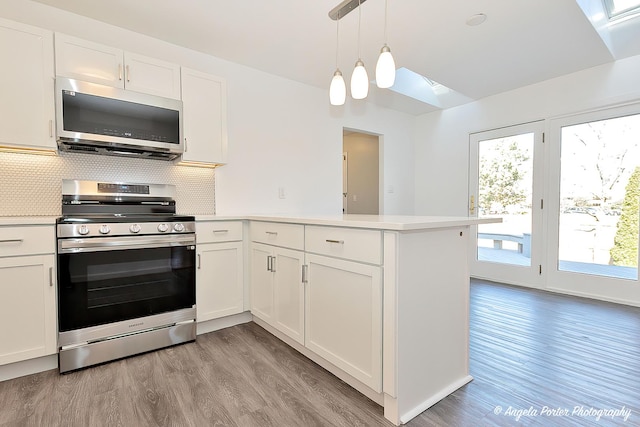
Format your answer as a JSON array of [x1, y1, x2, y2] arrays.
[[386, 67, 473, 109], [603, 0, 640, 20]]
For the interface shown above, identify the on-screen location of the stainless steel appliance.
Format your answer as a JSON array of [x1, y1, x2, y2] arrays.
[[55, 77, 183, 160], [56, 180, 196, 373]]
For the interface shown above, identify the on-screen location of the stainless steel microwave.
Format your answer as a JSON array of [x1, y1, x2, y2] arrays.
[[55, 77, 183, 160]]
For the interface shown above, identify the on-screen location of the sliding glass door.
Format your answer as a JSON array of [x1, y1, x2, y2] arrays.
[[547, 104, 640, 299], [469, 121, 545, 286]]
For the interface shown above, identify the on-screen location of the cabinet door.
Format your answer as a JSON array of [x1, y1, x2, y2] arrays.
[[55, 33, 124, 88], [251, 243, 274, 323], [273, 247, 305, 345], [305, 254, 382, 392], [0, 255, 56, 366], [180, 67, 228, 165], [0, 18, 55, 151], [123, 52, 181, 99], [196, 242, 243, 322]]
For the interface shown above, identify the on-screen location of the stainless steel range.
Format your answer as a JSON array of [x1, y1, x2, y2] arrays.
[[56, 180, 196, 373]]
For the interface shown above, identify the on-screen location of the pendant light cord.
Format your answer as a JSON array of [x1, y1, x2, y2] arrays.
[[335, 15, 340, 68], [357, 0, 362, 58], [384, 0, 388, 44]]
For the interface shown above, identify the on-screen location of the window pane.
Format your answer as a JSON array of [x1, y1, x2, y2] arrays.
[[558, 113, 640, 280], [477, 133, 533, 266]]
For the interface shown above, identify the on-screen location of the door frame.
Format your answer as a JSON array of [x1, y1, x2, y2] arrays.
[[343, 128, 384, 215], [468, 121, 546, 288], [545, 102, 640, 303]]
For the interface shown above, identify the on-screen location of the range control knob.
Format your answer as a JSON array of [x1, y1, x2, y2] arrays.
[[77, 225, 90, 236], [157, 223, 169, 233], [129, 224, 142, 234], [99, 224, 111, 235], [173, 223, 185, 232]]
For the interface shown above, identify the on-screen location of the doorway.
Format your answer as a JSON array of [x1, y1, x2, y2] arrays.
[[343, 130, 380, 214], [468, 121, 545, 286]]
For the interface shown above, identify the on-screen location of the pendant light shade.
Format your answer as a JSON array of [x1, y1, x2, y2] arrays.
[[351, 59, 369, 99], [376, 44, 395, 88], [376, 0, 395, 89], [350, 0, 369, 100], [330, 69, 346, 105]]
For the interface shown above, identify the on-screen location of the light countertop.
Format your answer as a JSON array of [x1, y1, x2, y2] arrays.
[[0, 216, 58, 226], [1, 214, 500, 231], [196, 214, 500, 231]]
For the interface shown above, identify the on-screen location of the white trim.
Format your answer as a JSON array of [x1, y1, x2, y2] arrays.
[[399, 375, 474, 424]]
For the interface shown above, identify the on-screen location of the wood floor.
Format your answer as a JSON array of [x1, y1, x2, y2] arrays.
[[1, 279, 639, 426]]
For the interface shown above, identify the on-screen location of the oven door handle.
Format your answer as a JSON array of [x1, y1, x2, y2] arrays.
[[58, 235, 196, 253]]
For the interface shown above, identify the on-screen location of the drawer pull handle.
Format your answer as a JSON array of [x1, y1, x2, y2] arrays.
[[265, 231, 278, 235], [213, 229, 229, 233], [325, 239, 344, 244], [49, 267, 54, 287], [0, 239, 23, 244], [197, 254, 202, 269]]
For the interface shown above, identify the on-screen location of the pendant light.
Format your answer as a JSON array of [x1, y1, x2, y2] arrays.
[[350, 0, 369, 99], [329, 14, 346, 105], [375, 0, 395, 88]]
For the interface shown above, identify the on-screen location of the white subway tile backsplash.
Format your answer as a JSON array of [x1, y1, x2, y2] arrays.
[[0, 151, 215, 216]]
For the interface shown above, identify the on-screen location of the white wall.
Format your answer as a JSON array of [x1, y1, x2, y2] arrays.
[[1, 0, 416, 216], [414, 54, 640, 216]]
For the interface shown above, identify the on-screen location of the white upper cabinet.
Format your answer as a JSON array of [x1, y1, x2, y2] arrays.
[[122, 52, 181, 99], [0, 18, 56, 151], [54, 33, 181, 99], [180, 67, 228, 165]]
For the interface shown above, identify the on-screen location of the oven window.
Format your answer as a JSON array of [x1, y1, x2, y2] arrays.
[[58, 245, 195, 332]]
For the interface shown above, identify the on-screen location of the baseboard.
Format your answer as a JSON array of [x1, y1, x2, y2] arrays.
[[400, 375, 473, 424], [0, 354, 57, 383], [196, 311, 252, 335]]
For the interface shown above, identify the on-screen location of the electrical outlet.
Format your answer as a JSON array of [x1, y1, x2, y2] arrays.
[[278, 187, 286, 199]]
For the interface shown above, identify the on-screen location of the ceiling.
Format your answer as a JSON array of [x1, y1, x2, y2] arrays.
[[30, 0, 640, 115]]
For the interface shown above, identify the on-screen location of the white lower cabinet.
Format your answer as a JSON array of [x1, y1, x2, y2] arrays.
[[251, 242, 305, 345], [249, 222, 383, 393], [305, 253, 382, 392], [0, 254, 56, 366], [196, 242, 244, 321], [196, 221, 244, 322], [250, 243, 275, 323]]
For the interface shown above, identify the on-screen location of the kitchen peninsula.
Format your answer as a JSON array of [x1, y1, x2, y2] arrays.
[[198, 214, 499, 425]]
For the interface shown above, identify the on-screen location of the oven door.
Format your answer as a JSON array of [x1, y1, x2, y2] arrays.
[[57, 234, 196, 339]]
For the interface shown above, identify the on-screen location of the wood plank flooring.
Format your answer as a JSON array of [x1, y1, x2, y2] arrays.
[[1, 279, 639, 426]]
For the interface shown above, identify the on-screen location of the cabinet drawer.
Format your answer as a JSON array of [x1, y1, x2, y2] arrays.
[[0, 226, 55, 257], [250, 221, 304, 250], [196, 221, 243, 244], [305, 226, 381, 264]]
